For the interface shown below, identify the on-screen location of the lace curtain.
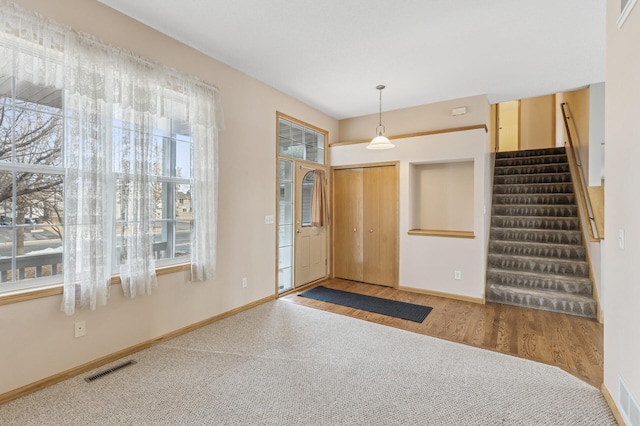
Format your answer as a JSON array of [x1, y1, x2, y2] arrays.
[[1, 1, 222, 314]]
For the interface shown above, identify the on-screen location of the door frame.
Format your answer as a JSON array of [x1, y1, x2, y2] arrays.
[[330, 161, 400, 288], [275, 112, 330, 296]]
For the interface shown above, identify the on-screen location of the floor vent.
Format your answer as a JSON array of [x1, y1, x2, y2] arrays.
[[85, 360, 137, 383], [619, 377, 640, 426]]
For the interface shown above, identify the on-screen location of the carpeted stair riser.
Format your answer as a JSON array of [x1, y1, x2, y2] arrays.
[[494, 163, 570, 175], [491, 228, 582, 244], [486, 284, 597, 318], [486, 268, 592, 295], [493, 173, 572, 185], [491, 216, 580, 230], [495, 155, 568, 167], [487, 147, 597, 318], [489, 241, 586, 260], [488, 253, 589, 277], [492, 204, 578, 217], [495, 147, 567, 158], [493, 183, 573, 195]]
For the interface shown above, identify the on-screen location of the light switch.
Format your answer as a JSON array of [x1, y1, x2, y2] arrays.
[[265, 215, 275, 225]]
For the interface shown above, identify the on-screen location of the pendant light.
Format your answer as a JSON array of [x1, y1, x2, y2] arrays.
[[367, 84, 395, 150]]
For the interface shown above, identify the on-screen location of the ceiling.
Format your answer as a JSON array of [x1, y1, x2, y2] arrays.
[[97, 0, 606, 120]]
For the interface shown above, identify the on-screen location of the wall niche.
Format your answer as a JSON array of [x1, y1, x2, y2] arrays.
[[409, 160, 475, 238]]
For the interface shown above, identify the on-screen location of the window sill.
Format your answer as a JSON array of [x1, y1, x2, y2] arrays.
[[407, 229, 475, 239], [0, 263, 191, 306]]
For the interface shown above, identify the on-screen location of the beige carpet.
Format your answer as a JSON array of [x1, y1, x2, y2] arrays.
[[0, 300, 615, 425]]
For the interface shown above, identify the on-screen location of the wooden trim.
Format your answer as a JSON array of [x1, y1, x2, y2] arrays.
[[330, 124, 488, 147], [331, 161, 398, 171], [601, 383, 626, 426], [399, 285, 485, 304], [0, 263, 191, 307], [564, 145, 604, 322], [407, 229, 475, 239], [0, 294, 275, 405]]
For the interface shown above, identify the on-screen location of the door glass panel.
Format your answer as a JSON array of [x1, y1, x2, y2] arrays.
[[277, 158, 294, 293], [301, 171, 314, 227]]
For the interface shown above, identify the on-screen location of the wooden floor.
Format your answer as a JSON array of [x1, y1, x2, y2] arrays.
[[281, 278, 604, 388]]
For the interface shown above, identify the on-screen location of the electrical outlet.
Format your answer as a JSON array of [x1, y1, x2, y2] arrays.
[[74, 321, 86, 338], [242, 277, 248, 288], [454, 270, 462, 280]]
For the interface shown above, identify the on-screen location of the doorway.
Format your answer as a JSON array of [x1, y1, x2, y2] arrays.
[[276, 114, 328, 294]]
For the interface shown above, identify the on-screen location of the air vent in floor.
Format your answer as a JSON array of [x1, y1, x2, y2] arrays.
[[85, 360, 137, 383]]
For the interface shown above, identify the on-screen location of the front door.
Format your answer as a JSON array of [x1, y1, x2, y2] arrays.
[[294, 163, 327, 287]]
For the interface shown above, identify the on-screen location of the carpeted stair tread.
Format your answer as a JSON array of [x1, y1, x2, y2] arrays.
[[491, 228, 582, 244], [493, 193, 576, 205], [487, 253, 589, 277], [495, 147, 567, 158], [488, 240, 586, 260], [493, 172, 572, 185], [492, 204, 578, 217], [494, 163, 570, 176], [495, 155, 568, 167], [492, 182, 574, 194], [486, 283, 597, 318], [491, 215, 580, 230], [486, 267, 592, 295]]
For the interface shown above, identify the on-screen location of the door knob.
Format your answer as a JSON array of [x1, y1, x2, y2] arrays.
[[353, 227, 357, 232], [296, 229, 302, 234], [370, 228, 374, 233]]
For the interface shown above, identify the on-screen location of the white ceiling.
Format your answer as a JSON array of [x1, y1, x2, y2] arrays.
[[97, 0, 606, 120]]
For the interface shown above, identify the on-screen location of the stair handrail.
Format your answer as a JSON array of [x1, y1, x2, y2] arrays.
[[560, 102, 601, 241]]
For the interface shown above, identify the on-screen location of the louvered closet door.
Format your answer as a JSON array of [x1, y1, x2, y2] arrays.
[[363, 166, 398, 287], [332, 168, 364, 282]]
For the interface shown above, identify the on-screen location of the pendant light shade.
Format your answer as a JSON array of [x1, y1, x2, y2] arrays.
[[367, 84, 395, 150]]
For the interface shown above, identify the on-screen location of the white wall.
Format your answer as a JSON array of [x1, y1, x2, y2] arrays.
[[604, 0, 640, 419], [0, 0, 339, 396], [331, 125, 490, 300]]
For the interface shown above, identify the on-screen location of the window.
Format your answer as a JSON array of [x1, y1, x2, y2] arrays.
[[0, 77, 65, 290], [300, 171, 314, 227], [278, 117, 325, 164], [1, 3, 221, 312], [114, 121, 193, 264]]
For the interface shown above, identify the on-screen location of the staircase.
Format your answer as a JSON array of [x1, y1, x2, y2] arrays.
[[486, 147, 597, 318]]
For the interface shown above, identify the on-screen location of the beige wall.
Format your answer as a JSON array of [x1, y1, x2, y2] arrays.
[[332, 95, 491, 300], [519, 95, 555, 150], [338, 95, 488, 142], [411, 161, 475, 231], [561, 88, 591, 181], [0, 0, 339, 395], [604, 0, 640, 420]]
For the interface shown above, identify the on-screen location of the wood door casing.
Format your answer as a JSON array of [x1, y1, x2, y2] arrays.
[[363, 166, 398, 286], [332, 168, 363, 282]]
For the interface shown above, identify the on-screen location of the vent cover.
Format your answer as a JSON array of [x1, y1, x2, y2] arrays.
[[619, 377, 640, 426], [85, 360, 137, 383]]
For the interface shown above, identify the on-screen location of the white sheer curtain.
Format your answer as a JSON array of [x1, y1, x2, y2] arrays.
[[62, 36, 115, 314], [1, 1, 222, 313], [114, 62, 159, 298], [189, 82, 222, 281]]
